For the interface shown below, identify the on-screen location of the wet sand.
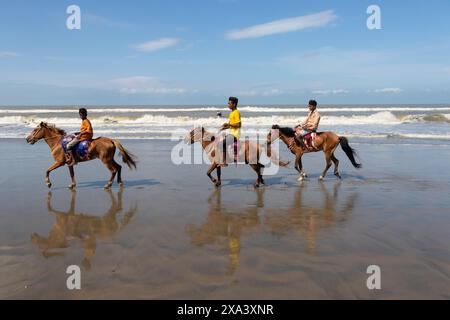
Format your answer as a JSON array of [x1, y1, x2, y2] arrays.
[[0, 139, 450, 299]]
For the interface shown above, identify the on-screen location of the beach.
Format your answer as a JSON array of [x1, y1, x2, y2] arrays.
[[1, 138, 450, 299]]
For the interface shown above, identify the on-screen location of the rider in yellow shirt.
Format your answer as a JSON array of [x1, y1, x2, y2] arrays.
[[219, 97, 241, 166]]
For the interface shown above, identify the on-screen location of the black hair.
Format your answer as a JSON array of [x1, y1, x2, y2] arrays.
[[309, 100, 317, 107], [79, 108, 88, 116], [229, 97, 239, 106]]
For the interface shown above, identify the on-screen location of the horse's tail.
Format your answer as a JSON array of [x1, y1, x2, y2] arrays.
[[264, 142, 290, 168], [339, 137, 361, 168], [113, 139, 137, 170]]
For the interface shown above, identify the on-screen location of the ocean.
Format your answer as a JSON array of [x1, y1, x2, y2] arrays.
[[2, 104, 450, 144]]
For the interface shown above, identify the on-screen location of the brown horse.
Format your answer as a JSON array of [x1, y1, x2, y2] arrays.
[[267, 125, 361, 181], [26, 122, 137, 189], [187, 127, 289, 187], [31, 189, 137, 269]]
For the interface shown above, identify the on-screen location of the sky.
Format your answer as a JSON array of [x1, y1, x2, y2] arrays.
[[0, 0, 450, 105]]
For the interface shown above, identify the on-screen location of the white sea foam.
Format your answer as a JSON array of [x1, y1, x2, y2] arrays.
[[3, 111, 445, 127]]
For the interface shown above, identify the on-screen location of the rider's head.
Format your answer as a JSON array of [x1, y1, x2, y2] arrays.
[[308, 100, 317, 111], [79, 108, 88, 119], [228, 97, 239, 110]]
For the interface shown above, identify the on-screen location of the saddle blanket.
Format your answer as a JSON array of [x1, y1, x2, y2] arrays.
[[61, 135, 91, 161]]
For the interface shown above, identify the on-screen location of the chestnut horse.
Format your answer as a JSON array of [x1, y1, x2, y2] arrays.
[[267, 125, 361, 181], [26, 122, 137, 189], [187, 127, 289, 187]]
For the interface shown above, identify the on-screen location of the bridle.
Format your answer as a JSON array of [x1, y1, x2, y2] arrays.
[[28, 126, 64, 147]]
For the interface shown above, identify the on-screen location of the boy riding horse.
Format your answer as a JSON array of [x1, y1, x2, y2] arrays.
[[65, 108, 93, 166]]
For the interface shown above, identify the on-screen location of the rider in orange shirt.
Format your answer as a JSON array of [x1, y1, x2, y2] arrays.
[[66, 108, 93, 166]]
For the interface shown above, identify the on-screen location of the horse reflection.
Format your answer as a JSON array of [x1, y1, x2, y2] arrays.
[[31, 189, 137, 269], [186, 189, 264, 275], [264, 182, 358, 253]]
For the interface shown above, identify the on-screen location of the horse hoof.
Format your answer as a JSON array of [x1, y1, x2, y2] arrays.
[[46, 183, 52, 189], [302, 173, 308, 178], [104, 184, 112, 190], [254, 183, 260, 188], [298, 176, 304, 182], [215, 181, 221, 187], [118, 182, 123, 187], [335, 173, 341, 179], [68, 184, 76, 190], [319, 176, 324, 181]]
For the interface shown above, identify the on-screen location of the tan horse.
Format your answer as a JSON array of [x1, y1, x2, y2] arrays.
[[31, 189, 137, 269], [267, 125, 361, 181], [26, 122, 137, 189], [187, 127, 289, 187]]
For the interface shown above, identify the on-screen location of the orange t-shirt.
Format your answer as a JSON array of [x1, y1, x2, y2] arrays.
[[79, 119, 93, 141]]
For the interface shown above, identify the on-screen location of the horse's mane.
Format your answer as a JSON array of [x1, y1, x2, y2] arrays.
[[272, 125, 296, 137], [41, 122, 66, 136]]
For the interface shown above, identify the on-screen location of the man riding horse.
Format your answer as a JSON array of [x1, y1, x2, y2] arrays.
[[65, 108, 93, 166], [291, 100, 321, 151], [218, 96, 241, 167]]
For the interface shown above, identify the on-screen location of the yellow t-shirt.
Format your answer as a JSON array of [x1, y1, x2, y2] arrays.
[[229, 109, 241, 139]]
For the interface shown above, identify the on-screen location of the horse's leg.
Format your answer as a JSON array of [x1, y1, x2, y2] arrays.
[[45, 162, 64, 188], [216, 166, 222, 187], [331, 153, 341, 179], [207, 163, 219, 186], [250, 164, 261, 188], [294, 153, 301, 173], [258, 164, 265, 185], [112, 159, 123, 186], [296, 154, 306, 181], [68, 165, 76, 189], [102, 158, 118, 189], [320, 150, 333, 181]]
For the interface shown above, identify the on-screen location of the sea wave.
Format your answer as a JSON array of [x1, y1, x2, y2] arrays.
[[3, 112, 449, 127]]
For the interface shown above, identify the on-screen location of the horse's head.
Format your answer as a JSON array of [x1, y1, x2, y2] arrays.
[[267, 124, 281, 144], [185, 127, 215, 144], [26, 122, 47, 145], [26, 122, 65, 145]]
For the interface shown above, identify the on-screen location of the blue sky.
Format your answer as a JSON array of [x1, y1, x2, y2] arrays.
[[1, 0, 449, 105]]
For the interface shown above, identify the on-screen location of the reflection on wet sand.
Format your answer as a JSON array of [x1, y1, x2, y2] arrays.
[[186, 189, 265, 275], [31, 189, 138, 270], [187, 182, 358, 274], [265, 182, 358, 253]]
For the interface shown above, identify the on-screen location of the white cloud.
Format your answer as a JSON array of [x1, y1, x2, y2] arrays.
[[0, 51, 19, 58], [238, 88, 283, 97], [374, 88, 403, 94], [225, 10, 337, 40], [111, 76, 188, 95], [312, 89, 349, 95], [132, 38, 180, 52]]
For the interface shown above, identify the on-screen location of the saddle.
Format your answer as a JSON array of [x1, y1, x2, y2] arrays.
[[302, 132, 318, 151], [61, 135, 92, 162], [292, 132, 319, 152]]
